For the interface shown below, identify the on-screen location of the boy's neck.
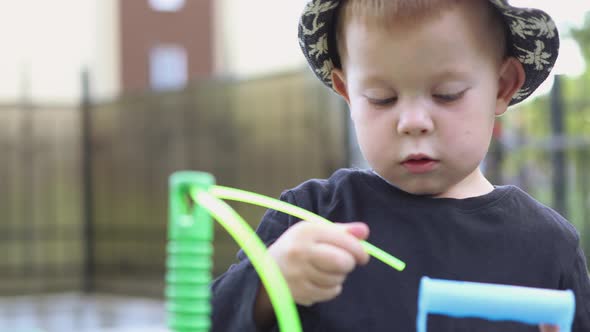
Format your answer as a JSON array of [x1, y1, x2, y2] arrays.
[[433, 168, 494, 199], [372, 168, 494, 199]]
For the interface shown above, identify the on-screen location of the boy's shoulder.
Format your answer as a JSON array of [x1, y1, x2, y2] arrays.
[[501, 186, 580, 246], [284, 168, 384, 201], [280, 168, 373, 211], [287, 168, 368, 193]]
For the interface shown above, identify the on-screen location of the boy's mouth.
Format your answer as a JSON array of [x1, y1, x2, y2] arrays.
[[401, 154, 439, 174]]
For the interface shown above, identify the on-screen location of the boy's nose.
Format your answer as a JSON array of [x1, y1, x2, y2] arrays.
[[396, 108, 434, 136]]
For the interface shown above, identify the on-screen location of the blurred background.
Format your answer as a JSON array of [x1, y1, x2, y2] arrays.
[[0, 0, 588, 331]]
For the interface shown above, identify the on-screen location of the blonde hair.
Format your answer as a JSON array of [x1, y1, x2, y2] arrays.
[[339, 0, 458, 24], [335, 0, 507, 67]]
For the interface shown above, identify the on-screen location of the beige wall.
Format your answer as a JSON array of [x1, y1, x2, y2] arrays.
[[214, 0, 308, 78], [93, 0, 121, 102], [0, 0, 119, 104]]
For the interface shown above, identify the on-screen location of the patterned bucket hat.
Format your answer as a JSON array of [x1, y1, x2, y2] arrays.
[[298, 0, 560, 105]]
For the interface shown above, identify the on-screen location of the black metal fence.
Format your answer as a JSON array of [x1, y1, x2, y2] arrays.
[[0, 71, 348, 296], [0, 105, 84, 294]]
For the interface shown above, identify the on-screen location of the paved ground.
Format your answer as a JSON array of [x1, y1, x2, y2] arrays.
[[0, 293, 168, 332]]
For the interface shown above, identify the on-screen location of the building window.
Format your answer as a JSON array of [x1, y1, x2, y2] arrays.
[[149, 45, 187, 91], [148, 0, 185, 12]]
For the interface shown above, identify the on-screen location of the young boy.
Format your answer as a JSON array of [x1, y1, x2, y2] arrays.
[[211, 0, 590, 331]]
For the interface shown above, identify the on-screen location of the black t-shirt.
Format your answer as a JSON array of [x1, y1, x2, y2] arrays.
[[211, 168, 590, 331]]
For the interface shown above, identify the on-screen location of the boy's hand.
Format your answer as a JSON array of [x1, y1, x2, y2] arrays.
[[268, 221, 370, 306], [540, 325, 559, 332]]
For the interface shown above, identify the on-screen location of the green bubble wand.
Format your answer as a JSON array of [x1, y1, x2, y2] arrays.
[[209, 185, 406, 272], [167, 171, 406, 332]]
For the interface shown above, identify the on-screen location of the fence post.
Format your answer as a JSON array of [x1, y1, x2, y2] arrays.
[[19, 64, 35, 280], [81, 69, 95, 293], [550, 75, 567, 218]]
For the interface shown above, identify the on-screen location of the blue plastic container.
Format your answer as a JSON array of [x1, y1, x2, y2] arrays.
[[417, 277, 575, 332]]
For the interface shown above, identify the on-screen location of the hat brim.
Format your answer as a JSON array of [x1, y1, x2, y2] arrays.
[[298, 0, 560, 106]]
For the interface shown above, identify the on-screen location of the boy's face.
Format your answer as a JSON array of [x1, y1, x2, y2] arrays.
[[333, 2, 522, 198]]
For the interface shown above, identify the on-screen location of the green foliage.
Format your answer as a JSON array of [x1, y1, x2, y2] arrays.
[[571, 12, 590, 61], [567, 13, 590, 135], [500, 13, 590, 258]]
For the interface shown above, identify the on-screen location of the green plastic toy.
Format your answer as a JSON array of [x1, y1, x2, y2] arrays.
[[166, 171, 406, 332], [167, 172, 215, 332]]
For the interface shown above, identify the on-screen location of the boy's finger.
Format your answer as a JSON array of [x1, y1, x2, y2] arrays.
[[337, 222, 370, 264], [310, 243, 356, 274], [341, 222, 370, 240], [312, 223, 369, 265], [539, 325, 559, 332]]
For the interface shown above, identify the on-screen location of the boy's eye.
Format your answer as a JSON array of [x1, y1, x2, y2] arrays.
[[433, 90, 466, 103], [367, 97, 398, 106]]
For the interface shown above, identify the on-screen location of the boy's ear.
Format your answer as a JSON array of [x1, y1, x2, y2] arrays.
[[496, 57, 526, 115], [332, 69, 350, 105]]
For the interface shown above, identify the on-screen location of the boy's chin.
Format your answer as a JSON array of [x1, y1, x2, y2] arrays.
[[378, 166, 489, 199]]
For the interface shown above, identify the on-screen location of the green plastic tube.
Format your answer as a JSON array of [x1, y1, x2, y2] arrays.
[[210, 185, 406, 272], [167, 172, 215, 332], [192, 189, 302, 332]]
